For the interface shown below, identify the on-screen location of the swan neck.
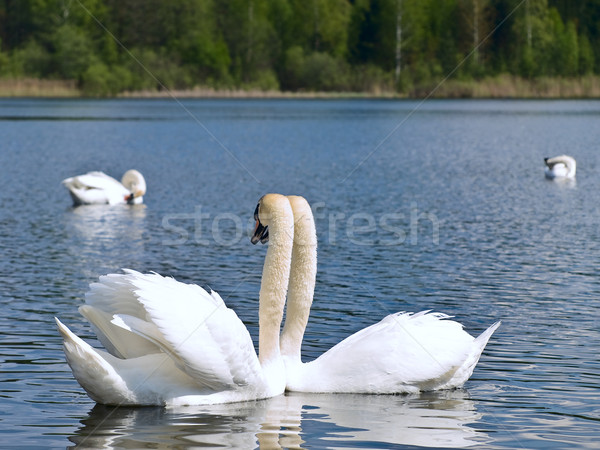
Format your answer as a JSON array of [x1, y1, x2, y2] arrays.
[[258, 206, 294, 365], [280, 200, 317, 360]]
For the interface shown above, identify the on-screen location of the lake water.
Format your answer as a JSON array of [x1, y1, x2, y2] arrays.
[[1, 98, 599, 448]]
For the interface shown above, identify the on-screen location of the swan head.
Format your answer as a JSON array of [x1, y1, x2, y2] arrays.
[[251, 194, 292, 245], [121, 170, 146, 203]]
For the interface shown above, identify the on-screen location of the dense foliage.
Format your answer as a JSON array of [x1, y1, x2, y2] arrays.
[[0, 0, 599, 95]]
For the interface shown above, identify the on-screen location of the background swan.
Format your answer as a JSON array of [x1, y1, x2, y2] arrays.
[[55, 194, 294, 406], [270, 195, 500, 394], [62, 169, 146, 205], [544, 155, 576, 179]]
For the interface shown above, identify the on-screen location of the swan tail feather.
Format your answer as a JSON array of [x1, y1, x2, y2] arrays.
[[475, 321, 501, 349], [442, 320, 501, 389], [55, 317, 135, 404]]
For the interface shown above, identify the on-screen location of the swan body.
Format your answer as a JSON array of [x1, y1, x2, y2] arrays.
[[276, 195, 500, 394], [544, 155, 576, 179], [62, 170, 146, 205], [283, 310, 499, 393], [56, 194, 294, 406]]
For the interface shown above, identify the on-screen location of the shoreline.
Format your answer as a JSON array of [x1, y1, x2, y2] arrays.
[[2, 75, 600, 99]]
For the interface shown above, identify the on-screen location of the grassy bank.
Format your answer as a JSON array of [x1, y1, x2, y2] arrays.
[[423, 75, 600, 99], [119, 75, 600, 99], [0, 79, 80, 97], [2, 76, 600, 99], [117, 87, 399, 99]]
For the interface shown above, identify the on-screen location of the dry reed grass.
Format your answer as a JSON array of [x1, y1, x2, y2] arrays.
[[0, 78, 79, 97], [426, 75, 600, 99], [2, 76, 600, 99]]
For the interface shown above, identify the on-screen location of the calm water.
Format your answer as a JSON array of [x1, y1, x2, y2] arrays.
[[1, 98, 599, 448]]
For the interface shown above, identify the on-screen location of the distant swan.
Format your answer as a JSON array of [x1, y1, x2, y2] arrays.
[[62, 170, 146, 205], [55, 193, 294, 406], [258, 195, 500, 394], [544, 155, 576, 179]]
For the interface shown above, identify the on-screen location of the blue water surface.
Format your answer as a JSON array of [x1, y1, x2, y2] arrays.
[[1, 98, 599, 448]]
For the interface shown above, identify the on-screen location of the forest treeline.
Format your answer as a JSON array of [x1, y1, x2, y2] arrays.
[[1, 0, 599, 96]]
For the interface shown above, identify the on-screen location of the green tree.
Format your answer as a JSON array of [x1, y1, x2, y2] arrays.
[[174, 0, 232, 86], [287, 0, 351, 56], [348, 0, 400, 71], [51, 24, 94, 79], [1, 0, 600, 95], [556, 19, 579, 76], [578, 33, 594, 75], [511, 0, 554, 77]]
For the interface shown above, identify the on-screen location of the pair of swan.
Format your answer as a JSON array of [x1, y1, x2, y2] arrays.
[[62, 170, 146, 206], [544, 155, 576, 179], [56, 194, 500, 406]]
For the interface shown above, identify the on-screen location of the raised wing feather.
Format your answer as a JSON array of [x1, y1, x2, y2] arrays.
[[82, 272, 165, 358], [79, 305, 160, 359], [108, 270, 263, 391]]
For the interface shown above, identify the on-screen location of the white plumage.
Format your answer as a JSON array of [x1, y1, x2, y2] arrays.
[[56, 270, 281, 406], [62, 170, 146, 205], [544, 155, 576, 179], [285, 311, 499, 394]]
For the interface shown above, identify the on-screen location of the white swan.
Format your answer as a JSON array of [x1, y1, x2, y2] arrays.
[[267, 195, 500, 394], [62, 170, 146, 205], [55, 193, 294, 406], [544, 155, 576, 179]]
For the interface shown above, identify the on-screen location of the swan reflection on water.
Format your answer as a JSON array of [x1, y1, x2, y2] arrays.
[[64, 204, 147, 278], [67, 203, 147, 242], [70, 390, 490, 448]]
